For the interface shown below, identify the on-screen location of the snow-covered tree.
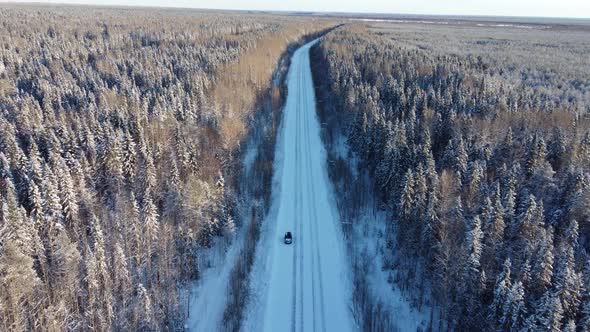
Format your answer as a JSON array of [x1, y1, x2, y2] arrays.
[[501, 281, 526, 330], [122, 132, 137, 183], [553, 243, 583, 320], [136, 283, 154, 330], [531, 230, 554, 296], [534, 291, 564, 332], [580, 260, 590, 331], [0, 241, 41, 331], [142, 189, 160, 260], [490, 258, 512, 324]]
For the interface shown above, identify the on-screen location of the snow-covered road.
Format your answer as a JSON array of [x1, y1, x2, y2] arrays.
[[245, 39, 354, 332]]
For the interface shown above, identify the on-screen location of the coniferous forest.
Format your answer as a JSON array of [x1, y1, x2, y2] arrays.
[[312, 23, 590, 331], [0, 5, 331, 330], [2, 3, 590, 332]]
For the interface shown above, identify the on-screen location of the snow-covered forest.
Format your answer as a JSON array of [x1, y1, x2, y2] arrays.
[[0, 4, 331, 330], [2, 3, 590, 331], [311, 23, 590, 331]]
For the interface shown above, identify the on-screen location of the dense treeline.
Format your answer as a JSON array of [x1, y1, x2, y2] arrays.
[[312, 24, 590, 331], [0, 5, 328, 330]]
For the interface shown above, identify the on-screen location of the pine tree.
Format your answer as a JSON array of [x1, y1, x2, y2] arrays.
[[563, 320, 576, 332], [122, 132, 137, 184], [398, 169, 415, 249], [113, 241, 131, 323], [163, 153, 181, 219], [421, 187, 440, 260], [41, 163, 63, 223], [577, 131, 590, 166], [50, 230, 81, 318], [142, 188, 159, 261], [129, 193, 143, 266], [136, 283, 154, 330], [581, 295, 590, 331], [442, 136, 468, 176], [0, 152, 11, 181], [553, 243, 583, 320], [169, 154, 181, 191], [0, 241, 41, 331], [562, 219, 579, 248], [84, 249, 102, 331], [490, 258, 512, 325], [2, 180, 32, 252], [58, 161, 78, 229], [485, 192, 505, 271], [465, 216, 484, 276], [28, 182, 44, 223], [535, 291, 564, 332], [580, 260, 590, 331], [501, 281, 526, 330], [450, 196, 465, 230], [466, 160, 484, 208], [462, 215, 484, 325], [138, 142, 157, 197], [27, 141, 43, 185], [399, 168, 415, 217], [375, 123, 396, 194], [414, 164, 428, 219], [525, 134, 548, 177], [455, 137, 469, 177], [513, 194, 544, 261], [532, 230, 554, 296], [91, 215, 113, 329], [187, 147, 199, 176], [480, 196, 493, 229], [349, 110, 369, 153], [504, 183, 517, 225]]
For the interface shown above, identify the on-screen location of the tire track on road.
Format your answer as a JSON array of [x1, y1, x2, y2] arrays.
[[295, 56, 305, 332], [300, 58, 318, 332], [301, 50, 327, 332], [290, 55, 299, 332], [258, 39, 353, 332], [297, 58, 305, 332]]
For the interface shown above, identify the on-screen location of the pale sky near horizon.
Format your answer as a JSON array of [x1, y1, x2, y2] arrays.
[[5, 0, 590, 19]]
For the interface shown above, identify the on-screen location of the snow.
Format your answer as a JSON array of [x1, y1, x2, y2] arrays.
[[189, 36, 430, 332], [325, 120, 436, 330], [349, 18, 450, 25], [185, 124, 259, 332], [243, 142, 258, 175], [185, 236, 240, 331], [328, 126, 435, 330], [242, 39, 355, 332], [475, 23, 546, 29], [352, 207, 433, 331], [349, 18, 550, 29]]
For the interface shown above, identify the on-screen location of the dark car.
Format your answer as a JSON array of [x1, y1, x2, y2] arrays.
[[284, 232, 292, 244]]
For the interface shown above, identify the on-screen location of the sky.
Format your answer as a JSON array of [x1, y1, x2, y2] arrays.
[[7, 0, 590, 19]]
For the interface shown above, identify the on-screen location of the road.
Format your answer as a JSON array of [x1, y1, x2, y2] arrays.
[[261, 39, 354, 332]]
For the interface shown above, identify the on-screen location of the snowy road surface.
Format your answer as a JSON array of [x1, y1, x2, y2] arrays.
[[247, 39, 354, 332]]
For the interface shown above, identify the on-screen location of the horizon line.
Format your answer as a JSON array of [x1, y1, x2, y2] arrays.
[[3, 1, 590, 20]]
